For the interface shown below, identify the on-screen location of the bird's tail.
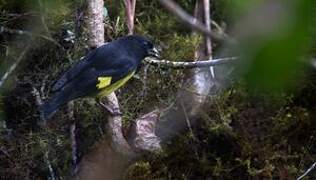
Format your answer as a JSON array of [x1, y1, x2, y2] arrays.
[[39, 91, 67, 120], [39, 100, 60, 120], [39, 102, 57, 120]]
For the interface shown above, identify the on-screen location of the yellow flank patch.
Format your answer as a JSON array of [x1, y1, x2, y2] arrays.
[[97, 71, 135, 98], [96, 77, 112, 89]]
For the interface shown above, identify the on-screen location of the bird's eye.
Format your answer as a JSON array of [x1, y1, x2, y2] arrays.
[[143, 41, 153, 49], [143, 41, 149, 46]]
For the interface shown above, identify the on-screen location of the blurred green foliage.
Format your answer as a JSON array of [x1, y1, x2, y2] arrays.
[[235, 0, 315, 92]]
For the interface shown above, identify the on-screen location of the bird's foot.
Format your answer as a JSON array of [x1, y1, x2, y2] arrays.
[[97, 101, 122, 116]]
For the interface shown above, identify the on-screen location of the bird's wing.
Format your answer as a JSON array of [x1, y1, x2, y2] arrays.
[[66, 57, 136, 98], [94, 58, 136, 87], [52, 49, 98, 92]]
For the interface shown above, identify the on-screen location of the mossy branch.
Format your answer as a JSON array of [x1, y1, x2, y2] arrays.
[[144, 56, 238, 69]]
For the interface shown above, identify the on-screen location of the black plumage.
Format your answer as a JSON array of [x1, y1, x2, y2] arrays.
[[40, 35, 159, 120]]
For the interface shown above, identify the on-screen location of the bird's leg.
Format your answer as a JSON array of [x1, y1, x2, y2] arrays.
[[97, 99, 122, 116]]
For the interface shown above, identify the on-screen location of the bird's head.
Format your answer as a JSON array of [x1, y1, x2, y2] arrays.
[[123, 35, 160, 59]]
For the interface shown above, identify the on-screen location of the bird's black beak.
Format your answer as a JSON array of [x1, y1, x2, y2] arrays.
[[147, 47, 160, 58]]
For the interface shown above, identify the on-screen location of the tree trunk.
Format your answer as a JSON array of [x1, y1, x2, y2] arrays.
[[86, 0, 104, 48], [73, 0, 134, 179]]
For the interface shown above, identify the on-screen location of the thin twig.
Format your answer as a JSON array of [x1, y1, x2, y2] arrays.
[[0, 12, 35, 17], [203, 0, 212, 56], [0, 26, 61, 47], [45, 151, 57, 180], [140, 64, 149, 99], [180, 100, 199, 160], [32, 87, 57, 179], [144, 56, 238, 69], [124, 0, 136, 35], [70, 122, 78, 174], [0, 45, 31, 88], [211, 20, 228, 37], [31, 86, 46, 125], [40, 75, 49, 98], [32, 87, 43, 106], [297, 162, 316, 180], [180, 100, 197, 141], [158, 0, 234, 43], [67, 102, 78, 175], [38, 0, 51, 36], [0, 146, 11, 160], [202, 0, 216, 79]]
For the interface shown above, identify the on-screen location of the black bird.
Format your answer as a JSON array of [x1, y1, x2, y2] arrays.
[[40, 35, 159, 120]]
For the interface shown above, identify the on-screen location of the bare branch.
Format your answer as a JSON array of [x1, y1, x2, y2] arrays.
[[144, 56, 238, 69], [203, 0, 212, 56], [158, 0, 234, 43], [124, 0, 136, 35], [202, 0, 216, 79]]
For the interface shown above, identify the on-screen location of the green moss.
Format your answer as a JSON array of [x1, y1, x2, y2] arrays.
[[125, 161, 152, 180]]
